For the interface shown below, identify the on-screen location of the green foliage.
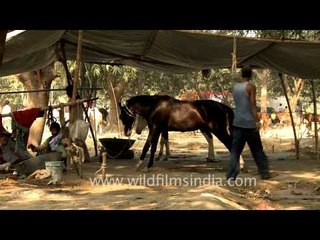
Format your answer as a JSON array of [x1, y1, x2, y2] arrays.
[[124, 70, 197, 99], [0, 75, 24, 110], [256, 30, 320, 41]]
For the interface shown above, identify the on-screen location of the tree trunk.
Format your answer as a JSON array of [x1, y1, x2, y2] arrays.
[[136, 70, 144, 95], [194, 72, 203, 100], [290, 78, 304, 110], [282, 75, 304, 111], [107, 74, 128, 134], [16, 63, 58, 146]]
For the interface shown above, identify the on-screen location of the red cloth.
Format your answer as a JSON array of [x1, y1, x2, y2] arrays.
[[12, 108, 40, 128], [12, 108, 41, 148]]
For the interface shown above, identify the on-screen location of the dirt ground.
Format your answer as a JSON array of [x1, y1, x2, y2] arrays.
[[1, 126, 320, 210]]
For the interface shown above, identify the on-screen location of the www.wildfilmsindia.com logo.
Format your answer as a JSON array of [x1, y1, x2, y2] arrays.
[[89, 174, 257, 187]]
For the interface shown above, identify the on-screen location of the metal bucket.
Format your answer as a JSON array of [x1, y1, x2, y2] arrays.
[[45, 161, 64, 184]]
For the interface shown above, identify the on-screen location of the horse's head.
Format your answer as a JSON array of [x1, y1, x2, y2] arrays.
[[119, 104, 136, 136]]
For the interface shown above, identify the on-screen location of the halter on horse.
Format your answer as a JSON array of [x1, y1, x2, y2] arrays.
[[120, 95, 236, 169]]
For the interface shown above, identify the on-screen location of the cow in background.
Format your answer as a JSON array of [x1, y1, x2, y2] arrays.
[[88, 106, 109, 135], [302, 113, 320, 129]]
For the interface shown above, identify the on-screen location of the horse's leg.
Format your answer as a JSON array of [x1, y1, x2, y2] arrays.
[[163, 131, 170, 161], [137, 130, 153, 170], [156, 131, 170, 161], [148, 130, 162, 169], [201, 130, 218, 163], [155, 133, 164, 161]]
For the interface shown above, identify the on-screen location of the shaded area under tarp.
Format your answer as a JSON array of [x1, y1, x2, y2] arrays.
[[1, 30, 320, 79]]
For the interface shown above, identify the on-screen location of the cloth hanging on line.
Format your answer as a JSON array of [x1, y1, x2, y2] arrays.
[[11, 108, 41, 151]]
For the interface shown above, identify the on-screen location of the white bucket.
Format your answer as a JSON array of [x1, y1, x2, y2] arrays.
[[45, 161, 64, 184]]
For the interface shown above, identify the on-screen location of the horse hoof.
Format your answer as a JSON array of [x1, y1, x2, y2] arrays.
[[141, 167, 149, 173], [206, 158, 221, 163], [155, 157, 161, 161], [240, 167, 249, 173], [135, 161, 144, 171]]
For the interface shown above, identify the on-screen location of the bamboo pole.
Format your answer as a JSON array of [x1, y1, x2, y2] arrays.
[[70, 30, 83, 124], [279, 73, 299, 159], [0, 30, 8, 69], [310, 79, 319, 162], [0, 87, 102, 95], [69, 31, 98, 156], [231, 35, 237, 71]]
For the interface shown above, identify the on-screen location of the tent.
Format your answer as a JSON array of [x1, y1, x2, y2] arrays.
[[1, 30, 320, 78]]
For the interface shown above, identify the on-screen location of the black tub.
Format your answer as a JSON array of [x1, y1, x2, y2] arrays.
[[99, 138, 135, 159]]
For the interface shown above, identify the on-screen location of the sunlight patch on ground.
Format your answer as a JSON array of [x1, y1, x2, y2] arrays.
[[290, 172, 320, 180]]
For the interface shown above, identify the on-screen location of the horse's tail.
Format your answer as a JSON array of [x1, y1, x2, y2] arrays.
[[225, 105, 234, 136]]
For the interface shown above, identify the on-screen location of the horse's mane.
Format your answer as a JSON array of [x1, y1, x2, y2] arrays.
[[127, 95, 173, 106]]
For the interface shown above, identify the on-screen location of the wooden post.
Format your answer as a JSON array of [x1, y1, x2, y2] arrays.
[[101, 152, 107, 180], [279, 73, 299, 159], [70, 30, 83, 124], [231, 35, 237, 72], [310, 79, 319, 162], [95, 152, 107, 180], [0, 30, 8, 69]]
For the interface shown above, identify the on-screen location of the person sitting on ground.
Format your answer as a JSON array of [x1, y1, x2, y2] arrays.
[[28, 122, 67, 166], [0, 128, 33, 172]]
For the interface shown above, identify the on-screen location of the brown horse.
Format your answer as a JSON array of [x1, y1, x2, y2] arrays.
[[120, 95, 235, 169]]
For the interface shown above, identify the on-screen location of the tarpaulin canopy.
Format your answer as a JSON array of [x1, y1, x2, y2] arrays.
[[1, 30, 320, 79]]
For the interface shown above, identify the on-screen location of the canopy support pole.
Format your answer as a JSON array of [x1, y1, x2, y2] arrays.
[[70, 30, 83, 124], [310, 79, 319, 162], [279, 73, 299, 159]]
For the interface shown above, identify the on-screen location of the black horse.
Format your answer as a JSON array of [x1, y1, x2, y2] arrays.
[[120, 95, 237, 169]]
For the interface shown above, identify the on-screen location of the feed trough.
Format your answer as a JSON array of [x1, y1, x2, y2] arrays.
[[99, 138, 135, 159]]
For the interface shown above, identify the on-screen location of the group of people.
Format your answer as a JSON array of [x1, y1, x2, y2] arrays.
[[0, 121, 67, 174], [0, 85, 91, 176], [0, 86, 77, 175]]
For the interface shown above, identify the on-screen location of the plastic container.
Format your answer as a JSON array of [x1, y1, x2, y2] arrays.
[[45, 161, 64, 184]]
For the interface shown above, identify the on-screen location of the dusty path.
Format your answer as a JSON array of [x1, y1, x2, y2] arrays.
[[1, 128, 320, 210]]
